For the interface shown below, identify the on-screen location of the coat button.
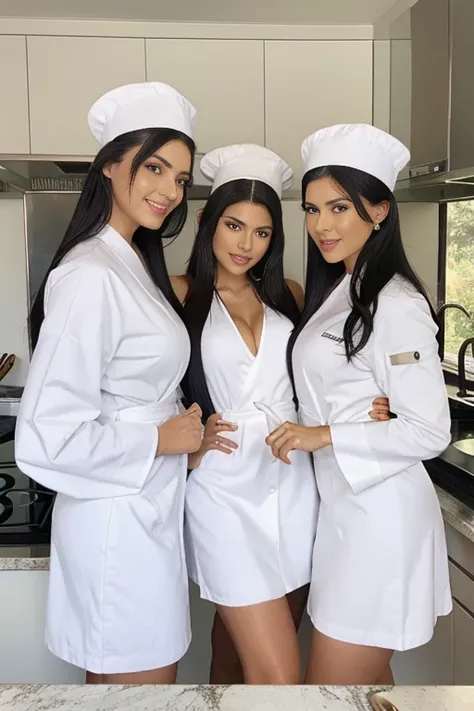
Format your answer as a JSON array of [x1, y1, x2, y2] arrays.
[[414, 351, 420, 360], [269, 487, 277, 494]]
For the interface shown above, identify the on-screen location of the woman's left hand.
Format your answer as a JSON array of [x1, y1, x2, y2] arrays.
[[265, 423, 332, 464], [369, 396, 392, 421]]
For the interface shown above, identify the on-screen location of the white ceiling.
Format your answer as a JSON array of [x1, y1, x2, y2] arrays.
[[0, 0, 402, 25]]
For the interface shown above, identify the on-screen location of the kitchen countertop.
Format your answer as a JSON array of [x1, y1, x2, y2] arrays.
[[1, 684, 474, 710], [1, 486, 473, 571]]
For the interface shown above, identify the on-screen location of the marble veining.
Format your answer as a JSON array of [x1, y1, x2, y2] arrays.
[[0, 684, 473, 710]]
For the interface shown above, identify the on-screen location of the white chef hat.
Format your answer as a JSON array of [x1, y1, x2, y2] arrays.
[[200, 144, 293, 198], [88, 81, 197, 147], [301, 124, 410, 191]]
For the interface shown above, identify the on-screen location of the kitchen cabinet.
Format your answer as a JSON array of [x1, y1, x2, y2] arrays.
[[391, 612, 453, 685], [0, 36, 29, 154], [453, 600, 474, 684], [145, 39, 265, 153], [27, 36, 146, 155], [264, 41, 373, 177], [0, 569, 84, 683]]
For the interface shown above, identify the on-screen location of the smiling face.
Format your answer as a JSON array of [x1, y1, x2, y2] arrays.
[[303, 175, 389, 272], [212, 201, 273, 277], [103, 139, 192, 239]]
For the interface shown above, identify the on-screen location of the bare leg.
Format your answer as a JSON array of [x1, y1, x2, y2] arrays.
[[377, 665, 395, 684], [305, 628, 393, 685], [209, 584, 309, 684], [209, 611, 244, 684], [216, 597, 301, 685], [86, 664, 178, 685]]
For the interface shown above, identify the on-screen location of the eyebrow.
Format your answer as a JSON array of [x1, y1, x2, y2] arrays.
[[151, 153, 191, 178], [223, 214, 273, 230], [304, 196, 352, 207]]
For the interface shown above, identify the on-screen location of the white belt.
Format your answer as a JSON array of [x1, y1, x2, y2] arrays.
[[113, 394, 180, 425], [221, 400, 296, 433]]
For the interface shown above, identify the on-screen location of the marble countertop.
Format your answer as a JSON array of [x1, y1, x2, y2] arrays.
[[1, 486, 474, 571], [1, 684, 474, 710]]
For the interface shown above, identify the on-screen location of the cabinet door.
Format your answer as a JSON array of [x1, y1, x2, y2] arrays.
[[0, 570, 84, 683], [146, 40, 264, 152], [27, 36, 146, 155], [391, 612, 453, 685], [0, 36, 29, 153], [265, 41, 373, 177], [453, 600, 474, 684]]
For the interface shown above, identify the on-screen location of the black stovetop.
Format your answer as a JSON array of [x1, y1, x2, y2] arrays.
[[0, 416, 15, 446]]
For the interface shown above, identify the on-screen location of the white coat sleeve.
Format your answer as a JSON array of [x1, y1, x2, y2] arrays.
[[15, 262, 159, 499], [330, 295, 451, 495]]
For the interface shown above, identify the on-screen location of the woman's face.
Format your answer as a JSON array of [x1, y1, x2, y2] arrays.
[[304, 176, 389, 272], [212, 201, 273, 277], [104, 139, 192, 239]]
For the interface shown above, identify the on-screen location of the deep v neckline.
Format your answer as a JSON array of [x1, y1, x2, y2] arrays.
[[216, 292, 266, 360]]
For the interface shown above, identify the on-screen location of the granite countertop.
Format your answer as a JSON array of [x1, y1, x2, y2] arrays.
[[1, 486, 474, 571], [1, 684, 474, 710], [435, 485, 474, 543]]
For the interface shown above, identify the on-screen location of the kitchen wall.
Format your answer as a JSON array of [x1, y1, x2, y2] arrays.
[[399, 202, 440, 302]]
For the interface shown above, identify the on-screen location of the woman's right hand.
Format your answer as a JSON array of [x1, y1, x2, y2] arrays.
[[157, 403, 203, 456], [188, 413, 238, 470]]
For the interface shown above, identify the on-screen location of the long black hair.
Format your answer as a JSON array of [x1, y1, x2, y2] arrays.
[[29, 127, 195, 349], [181, 178, 300, 421], [288, 165, 437, 373]]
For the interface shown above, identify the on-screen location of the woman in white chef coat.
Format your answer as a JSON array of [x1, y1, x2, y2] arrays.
[[171, 144, 390, 684], [266, 124, 452, 685], [14, 82, 203, 684]]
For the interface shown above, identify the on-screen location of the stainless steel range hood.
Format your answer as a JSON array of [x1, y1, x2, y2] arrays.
[[0, 154, 213, 199], [400, 0, 474, 192]]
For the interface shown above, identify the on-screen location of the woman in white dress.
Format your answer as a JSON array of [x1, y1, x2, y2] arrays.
[[15, 82, 202, 684], [172, 143, 390, 684], [266, 124, 452, 684]]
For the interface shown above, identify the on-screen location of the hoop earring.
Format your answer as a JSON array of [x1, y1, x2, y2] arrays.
[[373, 223, 381, 231]]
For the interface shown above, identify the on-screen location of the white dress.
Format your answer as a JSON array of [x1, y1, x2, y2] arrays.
[[15, 225, 192, 674], [293, 274, 452, 651], [185, 294, 318, 607]]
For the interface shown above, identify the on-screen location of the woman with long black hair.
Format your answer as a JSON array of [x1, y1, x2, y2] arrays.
[[172, 143, 389, 684], [266, 124, 452, 685], [15, 82, 202, 684]]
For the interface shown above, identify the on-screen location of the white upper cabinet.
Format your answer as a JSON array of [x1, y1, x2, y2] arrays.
[[27, 37, 146, 155], [145, 39, 265, 153], [0, 36, 30, 154], [265, 41, 373, 177]]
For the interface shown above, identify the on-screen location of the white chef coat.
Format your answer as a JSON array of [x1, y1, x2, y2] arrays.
[[15, 225, 192, 674], [293, 273, 452, 651], [185, 294, 318, 606]]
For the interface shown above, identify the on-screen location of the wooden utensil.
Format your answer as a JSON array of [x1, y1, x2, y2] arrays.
[[0, 354, 15, 382]]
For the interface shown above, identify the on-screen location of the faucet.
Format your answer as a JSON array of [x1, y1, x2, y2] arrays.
[[437, 302, 472, 359], [457, 337, 474, 398]]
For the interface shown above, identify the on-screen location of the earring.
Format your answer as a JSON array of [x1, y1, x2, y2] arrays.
[[373, 223, 381, 231]]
